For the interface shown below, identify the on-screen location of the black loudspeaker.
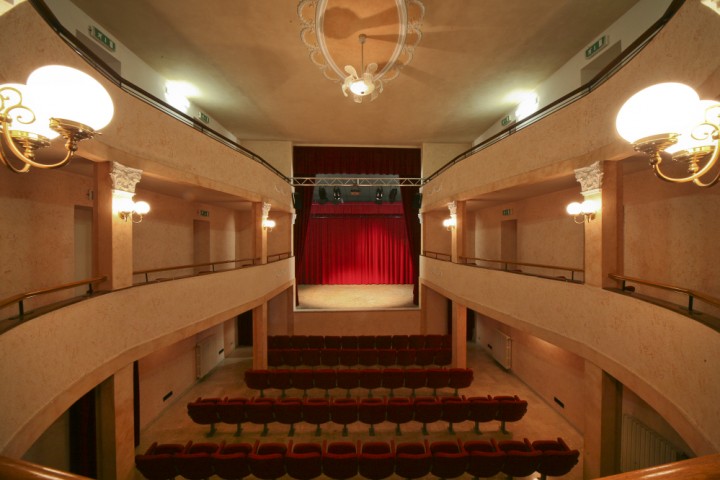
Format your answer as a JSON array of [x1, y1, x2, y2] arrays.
[[292, 192, 302, 210], [413, 193, 423, 210]]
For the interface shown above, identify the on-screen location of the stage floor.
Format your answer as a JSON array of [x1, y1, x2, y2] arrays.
[[297, 284, 416, 309]]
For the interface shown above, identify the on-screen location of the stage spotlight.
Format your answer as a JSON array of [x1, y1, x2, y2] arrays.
[[375, 187, 384, 204], [318, 187, 328, 204], [333, 187, 343, 203], [388, 188, 398, 203]]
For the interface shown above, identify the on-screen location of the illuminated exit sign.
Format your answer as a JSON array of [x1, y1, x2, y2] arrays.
[[90, 25, 116, 52], [502, 208, 513, 216], [585, 35, 607, 59]]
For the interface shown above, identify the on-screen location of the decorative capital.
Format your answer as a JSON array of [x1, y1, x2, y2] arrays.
[[574, 161, 603, 194], [262, 202, 272, 219], [110, 162, 143, 193], [447, 201, 457, 216]]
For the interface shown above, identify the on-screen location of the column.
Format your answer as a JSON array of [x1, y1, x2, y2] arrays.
[[451, 302, 467, 368], [96, 363, 135, 480], [254, 202, 269, 265], [575, 161, 622, 287], [584, 361, 622, 478], [252, 303, 268, 369], [95, 162, 142, 291]]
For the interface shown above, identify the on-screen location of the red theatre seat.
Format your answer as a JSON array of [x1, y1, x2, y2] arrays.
[[448, 368, 474, 395], [403, 368, 427, 397], [463, 438, 506, 479], [498, 438, 542, 478], [467, 395, 499, 434], [300, 349, 321, 368], [440, 395, 470, 433], [274, 397, 303, 436], [413, 396, 442, 435], [307, 335, 325, 349], [216, 397, 247, 436], [494, 395, 528, 433], [290, 368, 314, 397], [336, 368, 360, 398], [381, 367, 405, 397], [386, 397, 414, 435], [375, 335, 392, 349], [339, 349, 359, 368], [377, 349, 398, 367], [174, 442, 220, 480], [391, 335, 409, 349], [135, 442, 185, 480], [358, 335, 377, 349], [532, 437, 580, 480], [245, 397, 275, 436], [408, 334, 426, 349], [359, 441, 395, 480], [244, 369, 270, 397], [303, 397, 330, 436], [358, 397, 387, 436], [358, 348, 379, 367], [341, 335, 359, 349], [324, 335, 342, 349], [186, 397, 221, 437], [268, 369, 292, 398], [322, 441, 359, 480], [429, 439, 468, 480], [359, 368, 383, 397], [290, 335, 309, 349], [313, 368, 337, 397], [394, 440, 431, 480], [425, 368, 451, 396], [285, 441, 323, 480], [321, 348, 340, 367], [330, 398, 358, 436], [248, 442, 287, 480], [211, 442, 253, 480]]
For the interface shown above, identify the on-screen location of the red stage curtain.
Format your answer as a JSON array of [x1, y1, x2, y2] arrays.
[[298, 207, 413, 285]]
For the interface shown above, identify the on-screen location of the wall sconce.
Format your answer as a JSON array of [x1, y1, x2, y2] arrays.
[[566, 199, 599, 224], [261, 202, 275, 232], [262, 218, 276, 232], [0, 65, 114, 173], [443, 201, 457, 231], [113, 191, 150, 223], [616, 82, 720, 187], [442, 215, 457, 231]]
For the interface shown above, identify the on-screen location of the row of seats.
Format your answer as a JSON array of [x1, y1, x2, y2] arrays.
[[268, 334, 451, 350], [268, 347, 452, 368], [136, 437, 579, 480], [187, 394, 528, 437], [244, 367, 474, 398]]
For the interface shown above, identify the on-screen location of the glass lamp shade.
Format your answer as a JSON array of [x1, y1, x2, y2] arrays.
[[616, 83, 699, 144], [580, 199, 599, 214], [566, 202, 582, 215], [113, 195, 135, 214], [350, 77, 374, 96], [263, 219, 276, 229], [665, 100, 720, 155], [27, 65, 114, 130], [134, 201, 151, 215], [0, 83, 59, 140]]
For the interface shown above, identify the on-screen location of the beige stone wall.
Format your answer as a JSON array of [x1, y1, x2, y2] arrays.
[[0, 262, 294, 457], [421, 142, 471, 178], [0, 168, 93, 319], [421, 257, 720, 455], [239, 140, 293, 179]]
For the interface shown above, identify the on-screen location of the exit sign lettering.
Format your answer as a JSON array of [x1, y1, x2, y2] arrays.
[[502, 208, 513, 216], [90, 26, 116, 52], [198, 210, 210, 217], [585, 35, 607, 59]]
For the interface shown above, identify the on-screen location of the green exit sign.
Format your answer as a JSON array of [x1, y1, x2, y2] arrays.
[[502, 208, 513, 216], [585, 35, 607, 59], [501, 115, 514, 127], [90, 26, 116, 52], [198, 112, 210, 124], [198, 209, 210, 217]]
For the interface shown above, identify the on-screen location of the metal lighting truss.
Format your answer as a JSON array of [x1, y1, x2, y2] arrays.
[[291, 177, 424, 187]]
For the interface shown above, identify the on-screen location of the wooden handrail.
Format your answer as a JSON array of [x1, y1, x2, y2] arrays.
[[133, 258, 258, 284], [0, 455, 92, 479], [0, 276, 107, 318], [609, 273, 720, 313], [460, 256, 583, 282], [423, 250, 452, 261], [267, 252, 292, 263]]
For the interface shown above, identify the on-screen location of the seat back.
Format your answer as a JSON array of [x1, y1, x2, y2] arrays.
[[323, 441, 358, 480], [430, 440, 468, 479], [248, 443, 287, 480], [211, 443, 253, 480], [285, 441, 322, 480], [394, 441, 431, 479], [359, 441, 395, 480]]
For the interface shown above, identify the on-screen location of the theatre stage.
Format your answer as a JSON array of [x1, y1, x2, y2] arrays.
[[296, 284, 416, 309]]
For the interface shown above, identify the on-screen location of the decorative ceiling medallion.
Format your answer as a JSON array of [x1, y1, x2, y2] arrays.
[[298, 0, 425, 100]]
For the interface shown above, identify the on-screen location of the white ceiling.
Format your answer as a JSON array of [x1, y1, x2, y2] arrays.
[[65, 0, 644, 147]]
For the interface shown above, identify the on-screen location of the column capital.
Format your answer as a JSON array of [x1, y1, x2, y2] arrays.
[[109, 162, 143, 193], [574, 161, 604, 194]]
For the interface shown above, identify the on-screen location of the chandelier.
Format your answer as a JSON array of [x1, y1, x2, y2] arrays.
[[342, 34, 382, 103], [0, 65, 114, 173], [616, 82, 720, 187]]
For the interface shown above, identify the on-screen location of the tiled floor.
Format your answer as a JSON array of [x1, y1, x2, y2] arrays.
[[135, 342, 583, 479]]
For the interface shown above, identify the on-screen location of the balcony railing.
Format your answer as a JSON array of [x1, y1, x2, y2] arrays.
[[0, 276, 106, 322], [460, 256, 584, 283], [133, 258, 259, 285]]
